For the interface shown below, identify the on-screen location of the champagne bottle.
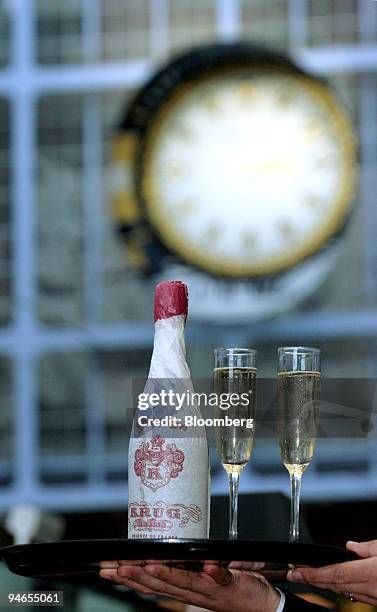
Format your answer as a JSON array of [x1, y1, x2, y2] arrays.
[[128, 281, 210, 539]]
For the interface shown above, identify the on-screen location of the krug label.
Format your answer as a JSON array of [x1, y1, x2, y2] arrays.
[[128, 435, 209, 539]]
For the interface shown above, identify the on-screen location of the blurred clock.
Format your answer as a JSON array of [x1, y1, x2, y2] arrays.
[[111, 43, 357, 320]]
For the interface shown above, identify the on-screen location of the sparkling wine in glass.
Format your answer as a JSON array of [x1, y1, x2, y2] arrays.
[[214, 348, 257, 539], [277, 347, 320, 543]]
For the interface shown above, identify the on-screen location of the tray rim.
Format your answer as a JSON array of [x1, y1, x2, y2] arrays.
[[0, 539, 357, 581], [0, 538, 356, 563]]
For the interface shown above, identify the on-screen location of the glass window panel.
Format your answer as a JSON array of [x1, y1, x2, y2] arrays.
[[100, 349, 149, 460], [39, 352, 87, 459], [101, 90, 151, 323], [169, 0, 216, 53], [240, 0, 289, 52], [36, 0, 83, 64], [38, 349, 150, 482], [308, 0, 359, 46], [0, 98, 11, 327], [320, 73, 361, 314], [37, 94, 84, 325], [101, 0, 150, 61], [0, 0, 10, 67], [0, 357, 13, 487]]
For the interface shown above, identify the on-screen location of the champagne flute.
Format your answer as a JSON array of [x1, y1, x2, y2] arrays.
[[277, 347, 320, 543], [213, 348, 257, 539]]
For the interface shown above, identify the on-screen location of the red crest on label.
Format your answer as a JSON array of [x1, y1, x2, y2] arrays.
[[134, 435, 185, 492]]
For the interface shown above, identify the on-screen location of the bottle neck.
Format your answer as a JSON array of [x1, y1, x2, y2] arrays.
[[148, 315, 191, 379]]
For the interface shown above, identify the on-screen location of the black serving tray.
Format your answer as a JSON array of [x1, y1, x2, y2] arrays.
[[0, 539, 356, 582]]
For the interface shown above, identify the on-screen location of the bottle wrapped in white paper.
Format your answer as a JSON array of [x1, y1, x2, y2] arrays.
[[128, 281, 210, 539]]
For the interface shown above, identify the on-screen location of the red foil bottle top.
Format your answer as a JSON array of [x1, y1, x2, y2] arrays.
[[154, 281, 188, 321]]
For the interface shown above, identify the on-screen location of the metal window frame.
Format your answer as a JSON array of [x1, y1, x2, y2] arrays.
[[0, 0, 376, 510]]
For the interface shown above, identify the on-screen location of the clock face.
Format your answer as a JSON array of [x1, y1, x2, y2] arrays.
[[140, 67, 356, 277]]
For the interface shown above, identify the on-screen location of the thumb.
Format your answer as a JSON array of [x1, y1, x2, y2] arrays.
[[203, 564, 236, 587], [347, 540, 377, 558]]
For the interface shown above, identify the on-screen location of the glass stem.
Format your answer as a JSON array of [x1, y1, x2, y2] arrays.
[[289, 471, 302, 543], [228, 471, 240, 540]]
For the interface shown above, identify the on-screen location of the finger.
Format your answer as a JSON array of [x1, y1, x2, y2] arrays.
[[100, 567, 164, 597], [99, 560, 119, 569], [144, 563, 218, 594], [111, 574, 160, 596], [347, 540, 377, 558], [351, 593, 377, 606], [118, 564, 193, 595], [117, 559, 147, 566], [287, 569, 377, 601], [99, 568, 125, 585], [117, 558, 168, 567], [117, 565, 176, 594], [227, 561, 266, 571], [117, 565, 211, 607], [203, 559, 219, 565], [287, 560, 369, 585], [202, 564, 235, 586]]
